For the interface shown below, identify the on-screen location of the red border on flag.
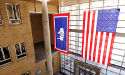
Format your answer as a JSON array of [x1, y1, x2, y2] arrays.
[[52, 13, 70, 54]]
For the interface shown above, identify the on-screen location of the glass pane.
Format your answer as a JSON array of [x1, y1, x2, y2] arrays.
[[80, 9, 89, 15], [119, 0, 125, 5], [101, 69, 107, 74], [113, 43, 125, 50], [118, 13, 125, 20], [122, 63, 125, 67], [6, 4, 15, 19], [70, 21, 80, 25], [108, 66, 120, 74], [79, 33, 82, 37], [3, 47, 10, 59], [91, 7, 102, 11], [104, 0, 118, 6], [20, 42, 26, 53], [70, 41, 75, 45], [72, 4, 79, 10], [0, 12, 1, 19], [80, 3, 89, 9], [0, 20, 2, 25], [65, 6, 72, 11], [15, 43, 21, 55], [112, 49, 124, 56], [70, 16, 79, 20], [0, 11, 2, 25], [110, 60, 122, 66], [91, 1, 103, 8], [70, 10, 79, 15], [13, 5, 17, 19], [70, 32, 76, 36], [60, 6, 65, 12], [118, 6, 125, 13], [107, 71, 119, 75], [79, 15, 83, 20], [117, 21, 125, 28], [116, 28, 125, 33], [15, 5, 21, 20], [114, 37, 125, 43], [0, 48, 4, 61], [103, 6, 117, 9], [111, 54, 123, 61], [70, 36, 75, 40], [120, 70, 125, 75]]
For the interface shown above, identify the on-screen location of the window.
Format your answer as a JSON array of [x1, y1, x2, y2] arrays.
[[0, 11, 3, 25], [60, 0, 125, 75], [15, 42, 27, 59], [0, 46, 11, 66], [6, 3, 21, 24]]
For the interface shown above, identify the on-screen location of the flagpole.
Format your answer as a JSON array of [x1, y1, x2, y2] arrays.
[[42, 0, 53, 75]]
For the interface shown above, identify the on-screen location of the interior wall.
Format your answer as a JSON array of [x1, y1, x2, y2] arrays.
[[49, 14, 54, 45], [30, 14, 54, 45], [30, 13, 44, 44], [28, 1, 58, 45]]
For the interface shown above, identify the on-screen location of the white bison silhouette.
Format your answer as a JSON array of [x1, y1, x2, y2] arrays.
[[57, 28, 64, 41]]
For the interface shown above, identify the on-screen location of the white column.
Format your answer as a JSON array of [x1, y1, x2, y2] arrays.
[[42, 0, 53, 75]]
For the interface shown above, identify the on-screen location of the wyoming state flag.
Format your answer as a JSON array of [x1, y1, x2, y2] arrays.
[[53, 13, 70, 54]]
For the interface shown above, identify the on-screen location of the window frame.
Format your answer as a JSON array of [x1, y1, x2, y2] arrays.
[[0, 46, 12, 67], [14, 42, 27, 60], [0, 10, 3, 25], [5, 3, 21, 25]]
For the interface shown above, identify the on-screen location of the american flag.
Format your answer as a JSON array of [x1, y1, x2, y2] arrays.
[[82, 9, 120, 66]]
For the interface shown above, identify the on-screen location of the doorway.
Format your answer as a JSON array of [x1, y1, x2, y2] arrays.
[[30, 13, 56, 62]]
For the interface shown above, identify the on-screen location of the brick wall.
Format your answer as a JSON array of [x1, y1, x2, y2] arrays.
[[0, 0, 35, 75]]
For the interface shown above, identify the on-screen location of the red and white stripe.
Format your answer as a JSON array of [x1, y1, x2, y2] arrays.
[[82, 10, 115, 66]]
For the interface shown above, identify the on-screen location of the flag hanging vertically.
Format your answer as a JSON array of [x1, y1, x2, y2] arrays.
[[53, 13, 70, 54], [82, 9, 120, 66]]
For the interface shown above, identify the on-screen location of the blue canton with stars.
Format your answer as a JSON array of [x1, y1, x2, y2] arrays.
[[96, 9, 120, 33]]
